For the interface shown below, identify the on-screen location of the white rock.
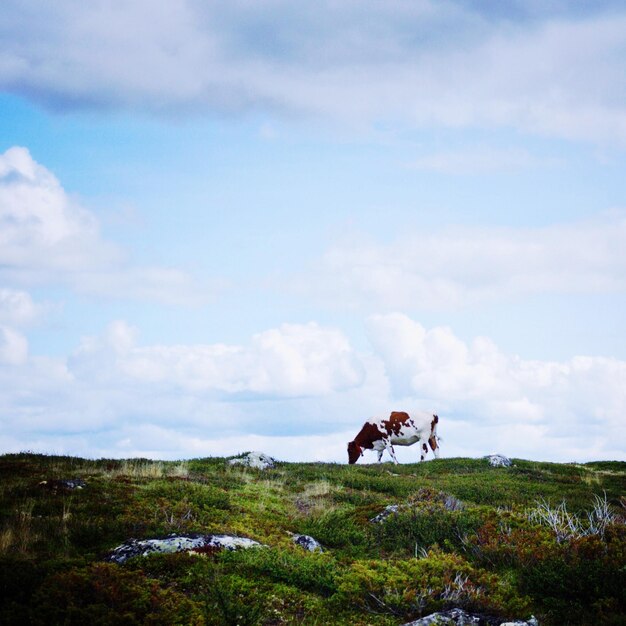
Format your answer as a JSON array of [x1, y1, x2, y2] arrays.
[[229, 451, 277, 470], [485, 454, 512, 468], [369, 504, 399, 523], [292, 534, 323, 552], [402, 609, 538, 625], [106, 533, 264, 564]]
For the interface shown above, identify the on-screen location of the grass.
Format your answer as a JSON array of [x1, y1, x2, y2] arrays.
[[0, 452, 624, 625]]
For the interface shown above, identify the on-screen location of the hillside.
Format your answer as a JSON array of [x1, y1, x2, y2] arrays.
[[0, 453, 624, 625]]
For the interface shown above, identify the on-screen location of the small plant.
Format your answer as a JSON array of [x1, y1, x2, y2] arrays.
[[527, 493, 619, 542]]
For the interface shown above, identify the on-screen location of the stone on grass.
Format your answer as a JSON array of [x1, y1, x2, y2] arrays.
[[292, 534, 323, 553], [39, 478, 87, 491], [106, 533, 264, 564], [229, 451, 277, 470], [369, 504, 399, 523], [370, 490, 464, 523], [402, 608, 538, 625], [485, 454, 512, 468]]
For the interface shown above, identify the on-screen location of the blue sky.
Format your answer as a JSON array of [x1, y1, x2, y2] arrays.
[[1, 1, 625, 462]]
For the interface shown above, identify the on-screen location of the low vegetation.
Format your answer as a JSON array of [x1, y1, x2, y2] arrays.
[[0, 453, 624, 625]]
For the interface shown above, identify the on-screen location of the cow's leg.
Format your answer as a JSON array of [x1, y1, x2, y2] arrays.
[[377, 449, 384, 463], [429, 436, 440, 459], [420, 443, 428, 462], [386, 441, 398, 464]]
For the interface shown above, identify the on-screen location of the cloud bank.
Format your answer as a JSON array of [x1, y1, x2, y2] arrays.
[[1, 314, 623, 462], [1, 1, 626, 142]]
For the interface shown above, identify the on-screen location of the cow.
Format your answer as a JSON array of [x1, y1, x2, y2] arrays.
[[347, 411, 440, 465]]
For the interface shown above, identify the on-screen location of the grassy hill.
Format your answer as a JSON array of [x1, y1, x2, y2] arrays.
[[0, 453, 624, 625]]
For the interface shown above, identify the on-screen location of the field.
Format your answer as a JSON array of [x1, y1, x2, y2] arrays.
[[0, 453, 624, 625]]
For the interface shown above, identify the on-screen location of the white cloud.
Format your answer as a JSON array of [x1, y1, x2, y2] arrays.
[[0, 318, 380, 461], [1, 3, 626, 143], [0, 146, 201, 304], [0, 146, 117, 271], [0, 326, 28, 365], [0, 422, 359, 463], [69, 320, 365, 397], [99, 425, 358, 463], [0, 288, 40, 326], [367, 313, 626, 459], [297, 210, 626, 311], [0, 283, 621, 461], [0, 313, 623, 462]]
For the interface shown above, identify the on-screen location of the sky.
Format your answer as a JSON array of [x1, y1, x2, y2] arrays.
[[1, 0, 625, 463]]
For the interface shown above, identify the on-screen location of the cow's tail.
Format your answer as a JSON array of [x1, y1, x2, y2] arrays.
[[431, 415, 442, 456], [432, 415, 440, 440]]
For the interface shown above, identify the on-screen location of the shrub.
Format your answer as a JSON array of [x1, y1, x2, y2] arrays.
[[189, 566, 264, 626], [518, 526, 626, 625], [141, 480, 230, 511], [465, 513, 555, 569], [218, 546, 340, 596], [334, 548, 529, 621], [370, 494, 484, 557], [298, 508, 367, 552], [30, 563, 204, 625]]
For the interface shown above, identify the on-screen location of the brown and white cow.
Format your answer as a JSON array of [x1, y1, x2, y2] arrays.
[[347, 411, 440, 464]]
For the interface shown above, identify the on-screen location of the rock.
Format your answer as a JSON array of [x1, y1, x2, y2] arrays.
[[39, 478, 87, 491], [292, 534, 323, 553], [369, 504, 399, 523], [402, 608, 490, 625], [485, 454, 512, 468], [106, 533, 264, 564], [229, 451, 277, 470], [370, 490, 464, 523], [402, 608, 538, 626]]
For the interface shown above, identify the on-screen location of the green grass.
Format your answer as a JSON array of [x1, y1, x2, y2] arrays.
[[0, 452, 624, 625]]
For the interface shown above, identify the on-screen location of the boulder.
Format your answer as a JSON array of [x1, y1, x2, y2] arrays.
[[106, 533, 264, 564], [402, 608, 538, 625], [229, 451, 277, 470], [485, 454, 512, 468], [292, 534, 323, 553]]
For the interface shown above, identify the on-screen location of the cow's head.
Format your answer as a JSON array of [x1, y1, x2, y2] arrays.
[[347, 440, 362, 464]]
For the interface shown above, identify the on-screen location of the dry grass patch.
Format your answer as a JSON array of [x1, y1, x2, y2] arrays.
[[293, 480, 342, 517], [0, 499, 38, 556], [101, 459, 189, 480]]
